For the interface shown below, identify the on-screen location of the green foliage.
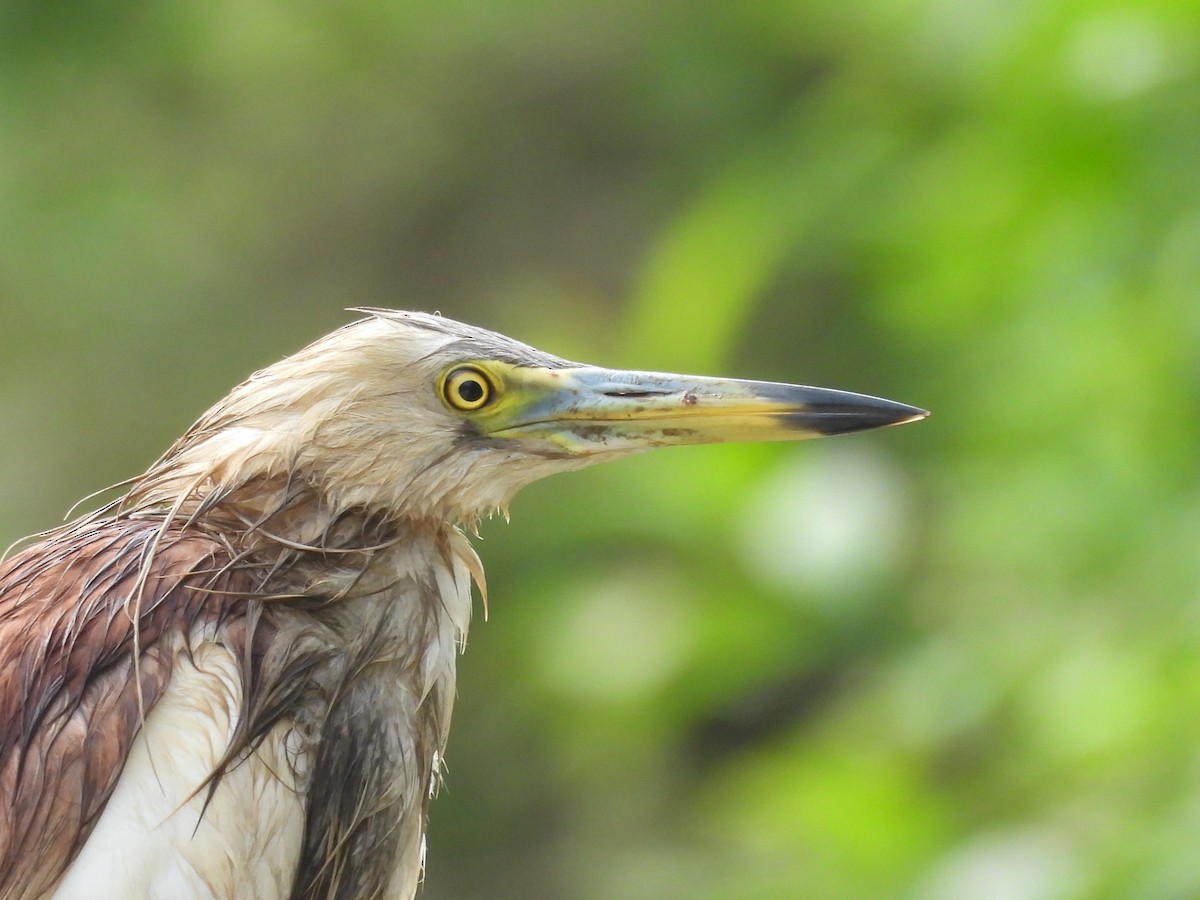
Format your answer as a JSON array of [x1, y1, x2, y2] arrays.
[[2, 1, 1198, 896]]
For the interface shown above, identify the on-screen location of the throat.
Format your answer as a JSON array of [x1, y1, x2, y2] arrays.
[[282, 525, 477, 899]]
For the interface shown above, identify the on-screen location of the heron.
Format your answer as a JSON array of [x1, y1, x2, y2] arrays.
[[0, 309, 926, 899]]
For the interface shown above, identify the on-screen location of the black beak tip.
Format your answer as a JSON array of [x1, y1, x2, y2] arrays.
[[807, 398, 930, 436]]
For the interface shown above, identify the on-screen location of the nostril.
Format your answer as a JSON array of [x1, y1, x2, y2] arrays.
[[602, 388, 670, 399]]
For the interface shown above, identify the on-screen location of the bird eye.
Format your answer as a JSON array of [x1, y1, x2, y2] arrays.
[[444, 367, 494, 411]]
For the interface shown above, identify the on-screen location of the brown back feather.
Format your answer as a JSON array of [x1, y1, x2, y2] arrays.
[[0, 519, 251, 899]]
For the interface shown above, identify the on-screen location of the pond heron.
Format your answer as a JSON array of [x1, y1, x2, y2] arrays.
[[0, 310, 926, 899]]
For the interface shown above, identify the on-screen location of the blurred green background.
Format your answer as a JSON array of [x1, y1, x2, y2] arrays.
[[2, 1, 1198, 897]]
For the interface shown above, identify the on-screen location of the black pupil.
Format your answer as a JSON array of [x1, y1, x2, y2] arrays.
[[457, 377, 485, 403]]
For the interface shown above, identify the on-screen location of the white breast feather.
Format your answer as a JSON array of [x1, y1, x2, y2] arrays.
[[53, 634, 305, 900]]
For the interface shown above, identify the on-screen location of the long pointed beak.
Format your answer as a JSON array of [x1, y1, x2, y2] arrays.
[[490, 366, 928, 455]]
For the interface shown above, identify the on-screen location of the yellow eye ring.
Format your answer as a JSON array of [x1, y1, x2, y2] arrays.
[[443, 367, 494, 411]]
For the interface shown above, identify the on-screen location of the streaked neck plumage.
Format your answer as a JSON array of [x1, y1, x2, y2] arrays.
[[277, 512, 478, 899]]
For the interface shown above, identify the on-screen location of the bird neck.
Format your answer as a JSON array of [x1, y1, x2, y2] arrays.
[[115, 470, 485, 897], [284, 523, 473, 898]]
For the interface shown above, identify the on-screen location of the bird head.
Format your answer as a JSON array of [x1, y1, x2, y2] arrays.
[[132, 310, 926, 526]]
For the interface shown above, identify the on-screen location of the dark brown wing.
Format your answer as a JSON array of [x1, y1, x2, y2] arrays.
[[0, 519, 245, 900]]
